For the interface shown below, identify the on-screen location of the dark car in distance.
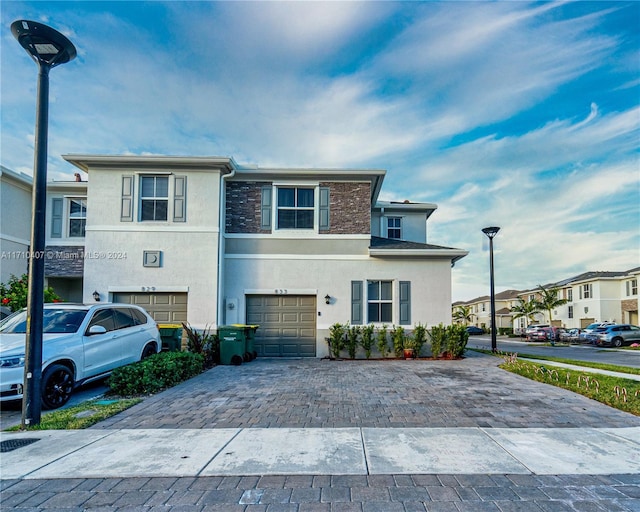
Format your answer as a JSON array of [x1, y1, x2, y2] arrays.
[[465, 326, 485, 335]]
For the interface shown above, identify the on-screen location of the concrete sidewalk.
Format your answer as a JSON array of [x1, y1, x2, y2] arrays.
[[2, 426, 640, 480]]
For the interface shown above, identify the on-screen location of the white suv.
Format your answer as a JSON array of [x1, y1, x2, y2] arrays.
[[0, 303, 161, 409]]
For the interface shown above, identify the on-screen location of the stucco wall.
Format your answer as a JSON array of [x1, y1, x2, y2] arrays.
[[223, 255, 453, 357]]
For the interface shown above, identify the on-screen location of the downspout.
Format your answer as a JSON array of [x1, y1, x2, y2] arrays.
[[217, 166, 236, 328]]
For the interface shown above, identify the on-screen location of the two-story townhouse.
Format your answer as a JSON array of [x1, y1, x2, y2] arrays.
[[452, 289, 520, 333], [44, 177, 87, 302], [1, 167, 86, 303], [621, 268, 639, 325], [63, 154, 468, 358], [1, 166, 32, 284]]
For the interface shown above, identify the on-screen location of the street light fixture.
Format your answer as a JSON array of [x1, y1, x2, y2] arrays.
[[482, 226, 500, 352], [11, 20, 76, 427]]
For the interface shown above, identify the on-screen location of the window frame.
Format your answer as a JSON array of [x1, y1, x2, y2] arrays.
[[139, 175, 169, 222], [386, 217, 402, 239], [367, 280, 393, 324], [67, 197, 87, 238], [275, 186, 316, 231]]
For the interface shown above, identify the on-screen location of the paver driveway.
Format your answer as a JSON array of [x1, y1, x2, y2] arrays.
[[95, 351, 640, 430]]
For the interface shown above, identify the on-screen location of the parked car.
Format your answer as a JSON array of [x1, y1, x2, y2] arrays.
[[589, 324, 640, 347], [525, 324, 550, 336], [0, 303, 161, 409], [560, 328, 581, 343], [579, 322, 615, 343], [465, 326, 485, 335], [527, 326, 560, 342]]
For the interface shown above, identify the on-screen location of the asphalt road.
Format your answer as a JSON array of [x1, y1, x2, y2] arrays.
[[468, 335, 640, 369]]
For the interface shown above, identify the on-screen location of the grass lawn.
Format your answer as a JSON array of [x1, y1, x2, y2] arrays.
[[6, 398, 141, 431]]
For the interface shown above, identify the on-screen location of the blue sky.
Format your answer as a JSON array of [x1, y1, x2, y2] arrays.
[[1, 1, 638, 302]]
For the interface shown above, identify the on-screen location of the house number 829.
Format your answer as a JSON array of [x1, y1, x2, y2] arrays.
[[275, 289, 288, 295]]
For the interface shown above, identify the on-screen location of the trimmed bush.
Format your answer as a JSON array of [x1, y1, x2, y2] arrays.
[[108, 351, 204, 396]]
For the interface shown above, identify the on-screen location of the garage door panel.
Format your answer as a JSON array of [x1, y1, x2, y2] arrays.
[[113, 292, 188, 325], [247, 295, 316, 357]]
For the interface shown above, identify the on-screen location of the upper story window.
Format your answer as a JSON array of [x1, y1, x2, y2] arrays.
[[568, 305, 574, 318], [387, 217, 402, 239], [51, 196, 87, 239], [566, 288, 573, 302], [68, 198, 86, 237], [579, 283, 592, 299], [627, 279, 638, 297], [367, 280, 392, 323], [140, 176, 168, 221], [277, 187, 314, 229]]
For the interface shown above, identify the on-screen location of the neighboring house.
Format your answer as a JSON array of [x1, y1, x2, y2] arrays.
[[453, 289, 521, 332], [1, 166, 87, 302], [455, 269, 640, 333], [0, 166, 32, 283], [62, 154, 468, 358], [523, 269, 640, 329]]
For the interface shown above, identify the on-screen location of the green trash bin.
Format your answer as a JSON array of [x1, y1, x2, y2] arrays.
[[218, 326, 246, 365], [232, 324, 259, 361], [158, 324, 183, 352]]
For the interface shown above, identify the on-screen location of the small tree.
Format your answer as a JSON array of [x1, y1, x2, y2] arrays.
[[346, 325, 361, 359], [376, 324, 389, 358], [0, 273, 63, 312], [360, 324, 375, 359], [329, 323, 346, 359], [452, 305, 472, 325], [510, 297, 540, 326], [536, 284, 568, 325]]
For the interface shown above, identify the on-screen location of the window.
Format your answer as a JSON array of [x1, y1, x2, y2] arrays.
[[277, 187, 314, 229], [387, 217, 402, 239], [367, 280, 392, 323], [68, 198, 86, 237], [87, 309, 116, 332], [580, 284, 592, 299], [140, 176, 168, 221], [568, 305, 573, 319], [627, 279, 638, 296], [567, 288, 573, 302]]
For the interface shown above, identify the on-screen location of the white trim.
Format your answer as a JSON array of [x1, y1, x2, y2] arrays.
[[369, 249, 468, 258], [0, 233, 31, 246], [244, 288, 318, 295], [87, 225, 220, 233], [224, 233, 370, 240], [273, 180, 320, 187], [108, 286, 189, 293], [226, 254, 369, 260]]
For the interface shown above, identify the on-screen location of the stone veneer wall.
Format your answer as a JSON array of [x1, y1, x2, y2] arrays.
[[44, 246, 84, 277], [226, 181, 270, 234], [226, 181, 371, 235], [320, 181, 370, 235]]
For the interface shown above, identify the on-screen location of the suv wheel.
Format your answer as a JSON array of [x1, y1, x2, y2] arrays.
[[141, 343, 157, 360], [613, 337, 623, 348], [41, 364, 74, 409]]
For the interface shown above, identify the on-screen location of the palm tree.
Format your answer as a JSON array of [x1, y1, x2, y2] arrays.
[[452, 305, 472, 325], [536, 284, 568, 325], [510, 297, 540, 325]]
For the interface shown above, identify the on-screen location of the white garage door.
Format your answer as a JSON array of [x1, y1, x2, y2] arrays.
[[246, 295, 316, 357], [112, 292, 188, 324]]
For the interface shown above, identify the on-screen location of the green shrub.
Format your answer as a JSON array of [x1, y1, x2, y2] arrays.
[[391, 325, 406, 358], [445, 323, 469, 358], [182, 323, 218, 368], [429, 323, 447, 358], [108, 351, 204, 396], [346, 325, 361, 359], [0, 273, 63, 312], [329, 323, 346, 359], [360, 324, 375, 359], [411, 323, 428, 356], [377, 324, 389, 357]]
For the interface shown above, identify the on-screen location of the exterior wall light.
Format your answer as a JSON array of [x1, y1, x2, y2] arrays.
[[325, 294, 331, 305], [93, 291, 100, 302]]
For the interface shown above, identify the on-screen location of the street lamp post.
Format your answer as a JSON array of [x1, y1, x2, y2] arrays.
[[11, 20, 76, 427], [482, 226, 500, 352]]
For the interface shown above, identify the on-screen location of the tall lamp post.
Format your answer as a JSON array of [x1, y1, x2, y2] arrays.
[[482, 226, 500, 352], [11, 20, 76, 427]]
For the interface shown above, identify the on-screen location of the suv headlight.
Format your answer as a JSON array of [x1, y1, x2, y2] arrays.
[[0, 354, 26, 368]]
